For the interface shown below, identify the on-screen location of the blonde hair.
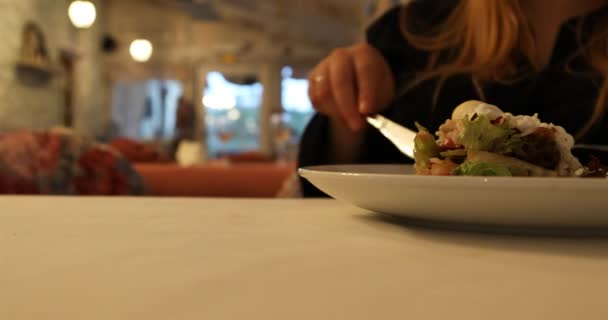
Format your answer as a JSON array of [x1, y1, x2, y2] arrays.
[[400, 0, 608, 140]]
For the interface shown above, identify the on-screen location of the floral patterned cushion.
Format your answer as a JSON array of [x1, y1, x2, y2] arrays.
[[0, 130, 145, 195]]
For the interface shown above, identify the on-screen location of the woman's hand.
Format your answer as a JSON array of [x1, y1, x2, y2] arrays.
[[308, 43, 396, 131]]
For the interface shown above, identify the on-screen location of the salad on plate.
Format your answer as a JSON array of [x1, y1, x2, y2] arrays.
[[414, 100, 606, 177]]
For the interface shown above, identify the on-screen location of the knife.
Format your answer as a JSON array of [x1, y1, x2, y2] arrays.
[[366, 115, 417, 160]]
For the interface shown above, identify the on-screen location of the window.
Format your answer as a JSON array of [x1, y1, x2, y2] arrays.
[[111, 79, 183, 141], [280, 66, 314, 140], [203, 71, 263, 158]]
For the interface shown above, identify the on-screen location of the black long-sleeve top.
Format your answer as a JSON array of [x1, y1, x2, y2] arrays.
[[299, 1, 608, 197]]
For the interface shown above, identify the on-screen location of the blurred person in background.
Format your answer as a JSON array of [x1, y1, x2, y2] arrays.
[[300, 0, 608, 196], [170, 96, 197, 159]]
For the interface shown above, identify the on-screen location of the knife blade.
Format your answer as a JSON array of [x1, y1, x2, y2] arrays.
[[366, 115, 417, 160]]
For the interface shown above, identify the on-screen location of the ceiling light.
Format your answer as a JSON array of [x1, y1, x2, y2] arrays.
[[68, 1, 97, 29], [129, 39, 153, 63]]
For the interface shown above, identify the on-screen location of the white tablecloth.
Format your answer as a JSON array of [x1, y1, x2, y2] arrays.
[[1, 197, 607, 319]]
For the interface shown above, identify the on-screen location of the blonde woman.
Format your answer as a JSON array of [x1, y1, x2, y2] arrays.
[[300, 0, 608, 196]]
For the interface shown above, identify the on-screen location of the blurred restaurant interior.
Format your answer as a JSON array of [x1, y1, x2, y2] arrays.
[[0, 0, 401, 197], [4, 3, 608, 319]]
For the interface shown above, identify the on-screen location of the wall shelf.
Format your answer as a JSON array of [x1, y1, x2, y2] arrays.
[[15, 61, 55, 86]]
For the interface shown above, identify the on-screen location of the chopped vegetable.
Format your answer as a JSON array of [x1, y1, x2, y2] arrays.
[[413, 125, 440, 167], [440, 149, 467, 158], [460, 115, 522, 154], [452, 162, 513, 176], [414, 122, 430, 132]]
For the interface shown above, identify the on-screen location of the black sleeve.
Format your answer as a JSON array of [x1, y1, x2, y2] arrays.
[[297, 113, 332, 197], [366, 5, 416, 88], [367, 1, 457, 89]]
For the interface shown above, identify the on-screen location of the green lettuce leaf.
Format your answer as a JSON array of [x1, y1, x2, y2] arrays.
[[415, 122, 430, 132], [414, 123, 440, 166], [452, 162, 513, 176], [460, 115, 522, 154], [440, 149, 467, 158]]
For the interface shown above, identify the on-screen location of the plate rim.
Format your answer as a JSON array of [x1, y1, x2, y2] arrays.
[[298, 164, 608, 190]]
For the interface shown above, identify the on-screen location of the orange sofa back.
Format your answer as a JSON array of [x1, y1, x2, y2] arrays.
[[134, 162, 295, 198]]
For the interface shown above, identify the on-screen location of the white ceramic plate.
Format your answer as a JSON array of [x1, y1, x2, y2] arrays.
[[299, 164, 608, 227]]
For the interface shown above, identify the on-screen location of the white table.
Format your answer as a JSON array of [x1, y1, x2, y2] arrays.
[[1, 197, 607, 320]]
